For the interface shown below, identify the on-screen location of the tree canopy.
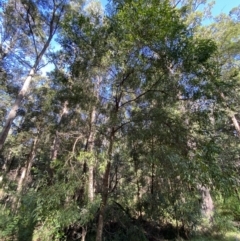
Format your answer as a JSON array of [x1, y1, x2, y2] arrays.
[[0, 0, 240, 240]]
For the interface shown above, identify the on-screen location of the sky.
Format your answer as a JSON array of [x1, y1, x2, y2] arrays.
[[100, 0, 239, 16], [211, 0, 239, 16], [42, 0, 239, 76]]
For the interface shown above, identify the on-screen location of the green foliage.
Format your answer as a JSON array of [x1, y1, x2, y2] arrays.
[[211, 212, 236, 236], [1, 0, 240, 240], [0, 205, 19, 239], [77, 151, 95, 165], [0, 190, 37, 241], [102, 203, 148, 241], [216, 194, 240, 222], [31, 168, 102, 240]]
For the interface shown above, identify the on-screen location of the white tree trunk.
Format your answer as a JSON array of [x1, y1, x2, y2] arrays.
[[232, 115, 240, 136], [198, 185, 214, 222], [88, 108, 96, 202], [0, 68, 35, 150]]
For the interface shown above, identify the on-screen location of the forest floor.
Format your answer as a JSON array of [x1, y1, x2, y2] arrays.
[[190, 230, 240, 241]]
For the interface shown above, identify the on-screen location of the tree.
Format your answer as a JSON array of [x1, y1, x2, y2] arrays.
[[59, 0, 223, 239], [0, 0, 67, 151], [0, 1, 240, 240]]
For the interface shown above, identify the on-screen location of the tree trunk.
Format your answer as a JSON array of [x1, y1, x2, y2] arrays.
[[0, 68, 35, 150], [51, 101, 68, 160], [12, 136, 38, 209], [220, 93, 240, 136], [96, 128, 115, 241], [95, 162, 111, 241], [81, 226, 87, 241], [17, 136, 38, 193], [198, 185, 214, 222], [88, 76, 101, 202], [88, 164, 94, 202], [232, 115, 240, 136], [88, 108, 96, 202]]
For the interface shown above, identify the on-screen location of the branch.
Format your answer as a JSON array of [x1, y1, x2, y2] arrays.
[[72, 134, 83, 154], [173, 0, 181, 8], [115, 120, 132, 133], [120, 73, 166, 108], [25, 4, 39, 56]]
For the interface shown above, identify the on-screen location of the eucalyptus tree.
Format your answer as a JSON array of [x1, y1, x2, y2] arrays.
[[0, 0, 69, 151], [201, 9, 240, 194], [96, 1, 219, 240], [59, 0, 222, 240], [2, 0, 235, 239]]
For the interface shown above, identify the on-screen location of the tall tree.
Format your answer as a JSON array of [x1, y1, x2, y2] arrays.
[[0, 0, 67, 150]]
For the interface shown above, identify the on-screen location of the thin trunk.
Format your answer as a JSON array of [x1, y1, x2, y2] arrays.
[[51, 101, 68, 160], [81, 226, 87, 241], [12, 136, 38, 209], [88, 165, 94, 201], [136, 177, 143, 219], [232, 115, 240, 136], [51, 131, 59, 160], [220, 93, 240, 136], [17, 136, 38, 193], [96, 128, 115, 241], [88, 107, 96, 202], [96, 162, 111, 241], [87, 76, 101, 201], [1, 151, 12, 175]]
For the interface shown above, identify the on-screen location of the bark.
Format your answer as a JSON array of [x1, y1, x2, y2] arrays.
[[12, 136, 38, 208], [87, 108, 96, 202], [88, 165, 94, 202], [1, 151, 13, 174], [17, 136, 38, 193], [96, 128, 115, 241], [0, 68, 35, 150], [88, 76, 101, 201], [51, 101, 68, 160], [95, 162, 111, 241], [231, 115, 240, 136], [198, 185, 214, 222], [81, 226, 87, 241], [220, 93, 240, 136], [51, 131, 59, 161]]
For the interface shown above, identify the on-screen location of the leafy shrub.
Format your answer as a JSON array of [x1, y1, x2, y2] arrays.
[[211, 212, 236, 235], [0, 205, 19, 239]]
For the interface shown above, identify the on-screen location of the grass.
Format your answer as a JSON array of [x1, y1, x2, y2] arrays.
[[189, 230, 240, 241]]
